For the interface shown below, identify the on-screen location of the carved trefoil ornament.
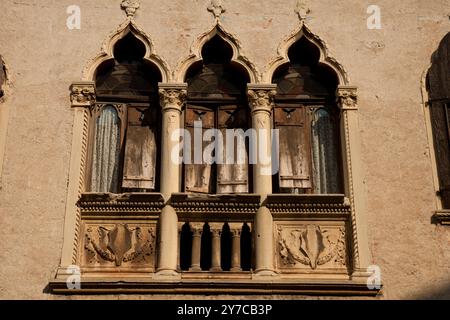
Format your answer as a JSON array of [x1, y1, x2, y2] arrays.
[[277, 224, 347, 270], [294, 0, 311, 22], [208, 0, 226, 19], [83, 223, 156, 267], [121, 0, 140, 18]]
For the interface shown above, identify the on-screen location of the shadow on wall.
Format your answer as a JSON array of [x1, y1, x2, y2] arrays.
[[0, 55, 5, 98], [412, 281, 450, 300]]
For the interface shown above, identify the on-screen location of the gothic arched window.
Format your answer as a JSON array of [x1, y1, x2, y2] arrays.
[[183, 35, 251, 194], [272, 37, 343, 194], [427, 32, 450, 209], [88, 33, 162, 193]]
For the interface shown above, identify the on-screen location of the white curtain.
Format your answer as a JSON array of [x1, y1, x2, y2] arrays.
[[90, 106, 120, 193], [312, 108, 339, 194]]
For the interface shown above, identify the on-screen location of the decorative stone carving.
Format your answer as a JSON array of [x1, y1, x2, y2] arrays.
[[337, 86, 358, 110], [70, 82, 96, 107], [247, 85, 277, 114], [208, 0, 226, 19], [159, 85, 187, 112], [121, 0, 140, 18], [84, 223, 156, 267], [294, 0, 310, 22], [277, 224, 347, 270]]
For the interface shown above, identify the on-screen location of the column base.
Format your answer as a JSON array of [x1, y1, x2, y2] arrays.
[[253, 269, 278, 278], [154, 269, 181, 279], [189, 266, 202, 272], [230, 267, 242, 272], [210, 267, 222, 272]]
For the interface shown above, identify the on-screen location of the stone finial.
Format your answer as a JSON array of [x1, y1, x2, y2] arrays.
[[208, 0, 226, 20], [294, 0, 310, 22], [121, 0, 140, 18]]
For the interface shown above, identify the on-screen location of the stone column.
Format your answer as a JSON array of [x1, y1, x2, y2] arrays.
[[230, 224, 242, 272], [190, 224, 203, 271], [60, 82, 96, 269], [336, 86, 371, 276], [247, 84, 277, 276], [156, 83, 187, 276], [210, 224, 222, 272]]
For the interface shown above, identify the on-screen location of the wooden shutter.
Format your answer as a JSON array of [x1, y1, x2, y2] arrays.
[[274, 105, 312, 193], [184, 105, 215, 193], [428, 33, 450, 208], [122, 106, 158, 190], [217, 105, 249, 194]]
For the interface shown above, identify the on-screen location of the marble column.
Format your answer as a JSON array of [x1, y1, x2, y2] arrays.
[[336, 86, 371, 276], [247, 84, 277, 276], [190, 224, 203, 271], [156, 83, 187, 276], [210, 223, 222, 272], [230, 224, 242, 272]]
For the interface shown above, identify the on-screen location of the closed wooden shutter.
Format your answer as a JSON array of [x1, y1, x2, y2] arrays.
[[217, 105, 249, 194], [428, 33, 450, 208], [274, 105, 312, 193], [122, 107, 158, 190], [184, 105, 215, 193]]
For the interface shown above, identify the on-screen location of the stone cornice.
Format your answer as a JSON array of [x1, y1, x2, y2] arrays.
[[266, 194, 351, 217], [77, 193, 165, 217], [171, 193, 260, 220]]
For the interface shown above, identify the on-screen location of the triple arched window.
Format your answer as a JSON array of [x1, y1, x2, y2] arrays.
[[87, 32, 343, 196]]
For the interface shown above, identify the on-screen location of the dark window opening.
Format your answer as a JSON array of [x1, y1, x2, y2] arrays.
[[427, 32, 450, 209], [88, 32, 162, 193], [272, 37, 343, 195]]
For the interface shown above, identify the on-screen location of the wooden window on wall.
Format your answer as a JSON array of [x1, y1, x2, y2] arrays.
[[184, 104, 250, 194], [272, 37, 343, 195], [428, 32, 450, 209]]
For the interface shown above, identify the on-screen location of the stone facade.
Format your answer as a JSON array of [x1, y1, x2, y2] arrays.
[[0, 0, 449, 299]]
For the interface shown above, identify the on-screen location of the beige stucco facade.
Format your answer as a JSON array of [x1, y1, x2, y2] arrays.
[[0, 0, 449, 299]]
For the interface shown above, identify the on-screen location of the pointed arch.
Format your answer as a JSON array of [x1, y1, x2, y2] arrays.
[[82, 19, 170, 82], [264, 24, 349, 85], [174, 22, 259, 83]]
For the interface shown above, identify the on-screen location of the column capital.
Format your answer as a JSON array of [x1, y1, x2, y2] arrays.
[[191, 223, 204, 237], [158, 83, 188, 112], [247, 84, 277, 114], [70, 81, 96, 107], [209, 223, 223, 237], [336, 86, 358, 111]]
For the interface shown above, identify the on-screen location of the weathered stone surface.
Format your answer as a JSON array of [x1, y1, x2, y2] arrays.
[[0, 0, 449, 299]]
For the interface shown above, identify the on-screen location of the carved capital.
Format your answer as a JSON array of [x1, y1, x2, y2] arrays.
[[209, 224, 223, 237], [158, 83, 188, 113], [336, 86, 358, 110], [247, 84, 277, 114], [230, 229, 242, 238], [191, 224, 204, 237], [208, 0, 226, 19], [121, 0, 140, 18], [70, 82, 96, 107]]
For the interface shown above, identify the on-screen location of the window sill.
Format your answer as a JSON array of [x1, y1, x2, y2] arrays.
[[433, 210, 450, 225]]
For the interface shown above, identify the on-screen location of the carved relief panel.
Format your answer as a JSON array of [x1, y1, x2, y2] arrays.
[[276, 222, 348, 272], [81, 222, 156, 269]]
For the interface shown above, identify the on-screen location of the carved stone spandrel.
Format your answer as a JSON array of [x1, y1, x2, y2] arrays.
[[277, 223, 348, 271], [82, 223, 156, 269]]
